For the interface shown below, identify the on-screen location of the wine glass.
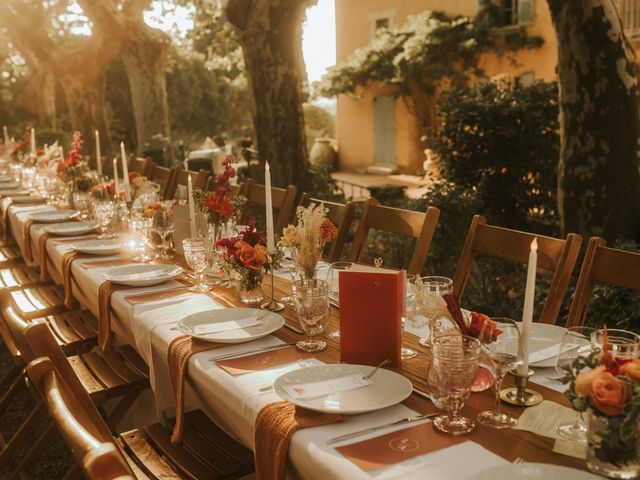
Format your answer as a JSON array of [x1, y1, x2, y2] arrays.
[[92, 201, 115, 239], [411, 276, 453, 348], [476, 319, 522, 429], [325, 261, 352, 339], [292, 279, 330, 353], [431, 334, 481, 435], [555, 326, 598, 441], [151, 203, 174, 260], [72, 192, 90, 221], [183, 238, 211, 293]]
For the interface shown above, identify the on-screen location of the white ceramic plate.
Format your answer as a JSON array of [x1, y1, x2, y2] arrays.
[[69, 239, 123, 256], [0, 189, 30, 197], [11, 196, 47, 204], [498, 322, 567, 368], [470, 463, 600, 480], [274, 364, 413, 414], [101, 264, 183, 287], [178, 308, 285, 344], [29, 209, 79, 223], [43, 221, 97, 236]]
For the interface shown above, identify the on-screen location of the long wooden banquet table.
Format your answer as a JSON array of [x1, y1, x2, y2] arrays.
[[6, 200, 590, 479]]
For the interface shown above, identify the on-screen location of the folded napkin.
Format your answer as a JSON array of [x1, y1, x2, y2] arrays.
[[125, 287, 190, 305], [61, 250, 87, 309], [167, 335, 227, 444], [51, 235, 97, 245], [98, 281, 131, 351], [38, 232, 52, 281], [80, 258, 135, 269], [254, 402, 344, 480], [23, 219, 36, 261]]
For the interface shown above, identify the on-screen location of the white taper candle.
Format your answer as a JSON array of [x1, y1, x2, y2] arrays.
[[518, 237, 538, 375], [265, 162, 275, 253], [95, 130, 102, 177], [120, 142, 130, 202], [188, 174, 196, 238]]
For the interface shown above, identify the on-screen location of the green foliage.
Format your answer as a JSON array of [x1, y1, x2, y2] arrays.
[[305, 165, 343, 202], [434, 81, 560, 233]]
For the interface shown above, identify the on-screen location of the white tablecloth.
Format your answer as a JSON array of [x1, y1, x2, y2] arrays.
[[6, 198, 573, 480]]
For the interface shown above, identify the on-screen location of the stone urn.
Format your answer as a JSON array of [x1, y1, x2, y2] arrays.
[[309, 138, 337, 169]]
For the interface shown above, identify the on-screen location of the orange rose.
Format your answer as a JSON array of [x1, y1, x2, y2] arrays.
[[575, 365, 606, 396], [235, 241, 263, 270], [619, 359, 640, 381], [254, 245, 268, 265], [281, 224, 300, 247], [591, 371, 629, 417], [320, 218, 337, 242]]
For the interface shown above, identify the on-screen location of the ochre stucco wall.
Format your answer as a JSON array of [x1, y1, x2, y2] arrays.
[[334, 0, 559, 173]]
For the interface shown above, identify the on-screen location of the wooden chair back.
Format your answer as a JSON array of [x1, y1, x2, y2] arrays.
[[349, 198, 440, 275], [147, 164, 176, 200], [453, 215, 583, 325], [88, 156, 108, 175], [128, 157, 151, 177], [566, 237, 640, 328], [299, 193, 356, 263], [243, 180, 298, 234], [0, 296, 36, 365], [167, 167, 208, 200], [25, 355, 133, 479]]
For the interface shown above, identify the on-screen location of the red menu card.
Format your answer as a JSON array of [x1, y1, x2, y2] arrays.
[[339, 270, 405, 367]]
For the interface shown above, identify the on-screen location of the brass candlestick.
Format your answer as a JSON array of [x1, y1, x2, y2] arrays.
[[261, 255, 284, 312], [500, 369, 543, 407]]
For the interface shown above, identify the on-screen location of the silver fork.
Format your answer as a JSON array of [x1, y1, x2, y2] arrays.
[[365, 359, 391, 380], [513, 457, 526, 464]]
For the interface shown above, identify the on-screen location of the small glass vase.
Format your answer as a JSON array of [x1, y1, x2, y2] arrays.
[[585, 411, 640, 479], [237, 270, 264, 305]]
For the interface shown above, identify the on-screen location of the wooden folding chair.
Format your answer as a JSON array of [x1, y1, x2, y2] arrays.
[[129, 157, 152, 177], [566, 237, 640, 328], [26, 325, 254, 479], [242, 180, 298, 234], [148, 163, 177, 200], [167, 167, 208, 200], [453, 215, 583, 325], [299, 193, 356, 263], [349, 198, 440, 275]]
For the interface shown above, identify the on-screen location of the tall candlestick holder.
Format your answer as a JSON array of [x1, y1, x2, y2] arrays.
[[261, 255, 284, 312], [500, 369, 543, 407]]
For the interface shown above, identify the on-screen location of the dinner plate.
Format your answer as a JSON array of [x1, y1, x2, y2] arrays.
[[43, 221, 97, 236], [178, 308, 285, 344], [11, 195, 47, 204], [274, 364, 413, 414], [29, 209, 79, 223], [470, 463, 600, 479], [0, 189, 31, 197], [101, 264, 183, 287], [69, 239, 123, 256], [498, 322, 567, 368]]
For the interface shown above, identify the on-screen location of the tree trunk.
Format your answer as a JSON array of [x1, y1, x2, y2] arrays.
[[226, 0, 315, 187], [60, 73, 112, 154], [547, 0, 640, 241], [122, 25, 171, 159]]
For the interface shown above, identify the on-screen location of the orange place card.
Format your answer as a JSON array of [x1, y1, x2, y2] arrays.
[[339, 270, 405, 367], [216, 346, 313, 376], [336, 422, 466, 472]]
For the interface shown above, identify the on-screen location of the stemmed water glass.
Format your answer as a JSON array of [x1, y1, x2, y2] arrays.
[[431, 334, 481, 435], [291, 279, 330, 352], [183, 238, 211, 293], [411, 276, 453, 347], [325, 261, 352, 339], [151, 203, 174, 260], [555, 326, 598, 441], [92, 201, 115, 239], [128, 218, 153, 263], [72, 192, 91, 221], [476, 319, 523, 429]]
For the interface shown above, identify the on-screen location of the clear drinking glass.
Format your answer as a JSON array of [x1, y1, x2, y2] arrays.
[[431, 334, 481, 435], [183, 238, 211, 293], [128, 218, 153, 263], [151, 203, 175, 260], [476, 320, 522, 429], [325, 261, 352, 339], [292, 279, 330, 353], [412, 276, 453, 347], [592, 329, 640, 360], [92, 201, 115, 239], [555, 326, 598, 441], [72, 192, 91, 221]]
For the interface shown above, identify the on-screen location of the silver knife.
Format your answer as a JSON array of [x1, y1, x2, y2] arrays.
[[326, 413, 438, 445]]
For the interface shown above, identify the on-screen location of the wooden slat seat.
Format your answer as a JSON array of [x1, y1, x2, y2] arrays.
[[566, 237, 640, 328], [0, 244, 22, 265], [453, 215, 583, 325], [299, 193, 357, 263], [349, 198, 440, 275], [26, 352, 254, 480], [0, 264, 40, 289], [6, 284, 67, 319]]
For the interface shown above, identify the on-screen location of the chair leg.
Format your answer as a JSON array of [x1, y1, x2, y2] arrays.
[[0, 400, 47, 467], [62, 464, 84, 480], [0, 364, 22, 408], [7, 420, 56, 480], [105, 388, 143, 432]]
